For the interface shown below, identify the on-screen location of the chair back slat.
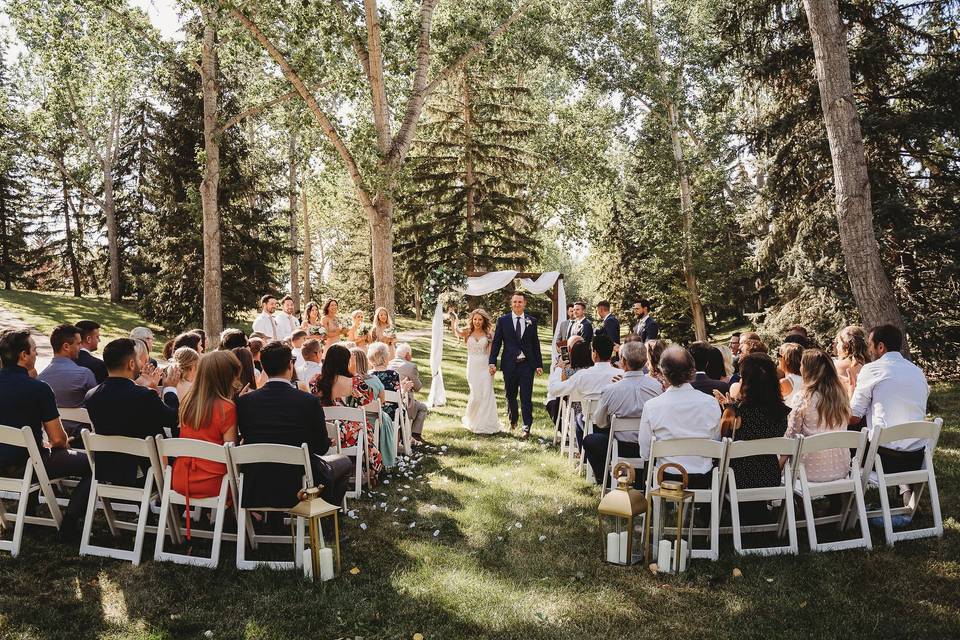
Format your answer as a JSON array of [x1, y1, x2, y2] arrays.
[[362, 401, 381, 415], [650, 437, 726, 459], [83, 431, 154, 457], [728, 437, 800, 459], [0, 424, 29, 448], [155, 437, 229, 464], [876, 420, 942, 447], [228, 442, 310, 467], [610, 416, 642, 433], [383, 390, 402, 404], [323, 407, 366, 423], [58, 407, 91, 424], [800, 430, 863, 455]]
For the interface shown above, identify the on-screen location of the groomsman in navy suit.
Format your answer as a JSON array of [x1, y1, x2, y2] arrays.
[[595, 300, 621, 346], [489, 291, 543, 439]]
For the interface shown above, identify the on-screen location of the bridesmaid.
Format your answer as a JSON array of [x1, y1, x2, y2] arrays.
[[371, 306, 396, 358], [320, 299, 344, 349], [301, 301, 322, 333]]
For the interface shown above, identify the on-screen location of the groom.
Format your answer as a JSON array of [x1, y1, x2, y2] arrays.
[[489, 291, 543, 439]]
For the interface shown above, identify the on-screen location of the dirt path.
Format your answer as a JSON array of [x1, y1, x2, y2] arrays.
[[0, 308, 53, 370], [395, 327, 433, 342]]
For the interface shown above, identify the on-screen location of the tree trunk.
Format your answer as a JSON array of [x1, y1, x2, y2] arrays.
[[301, 180, 312, 304], [368, 197, 396, 314], [0, 179, 8, 290], [463, 68, 477, 271], [802, 0, 907, 339], [200, 7, 224, 341], [288, 133, 300, 311], [413, 280, 422, 321], [62, 176, 81, 297], [101, 156, 121, 302]]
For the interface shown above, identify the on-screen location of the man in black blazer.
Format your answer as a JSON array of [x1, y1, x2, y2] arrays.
[[489, 291, 543, 439], [75, 320, 107, 383], [566, 301, 594, 343], [84, 338, 179, 486], [594, 300, 621, 345], [631, 299, 660, 343], [688, 342, 730, 396], [236, 341, 350, 509]]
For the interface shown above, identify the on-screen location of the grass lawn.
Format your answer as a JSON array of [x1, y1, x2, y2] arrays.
[[1, 299, 958, 639]]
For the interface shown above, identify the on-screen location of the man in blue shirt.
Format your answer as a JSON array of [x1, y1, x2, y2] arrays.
[[37, 324, 96, 438], [0, 329, 92, 541]]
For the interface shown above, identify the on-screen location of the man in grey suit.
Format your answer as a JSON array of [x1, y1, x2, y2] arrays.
[[388, 342, 429, 445]]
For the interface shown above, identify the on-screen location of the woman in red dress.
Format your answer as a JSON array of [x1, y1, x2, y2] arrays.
[[172, 350, 242, 532]]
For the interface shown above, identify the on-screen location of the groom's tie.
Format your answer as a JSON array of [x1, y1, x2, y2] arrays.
[[516, 316, 521, 338]]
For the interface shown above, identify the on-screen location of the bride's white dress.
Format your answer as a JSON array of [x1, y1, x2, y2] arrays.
[[462, 335, 502, 434]]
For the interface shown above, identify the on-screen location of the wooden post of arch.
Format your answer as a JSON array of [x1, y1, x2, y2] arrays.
[[467, 271, 564, 332]]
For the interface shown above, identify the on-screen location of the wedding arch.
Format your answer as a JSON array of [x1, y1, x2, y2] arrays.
[[427, 270, 566, 407]]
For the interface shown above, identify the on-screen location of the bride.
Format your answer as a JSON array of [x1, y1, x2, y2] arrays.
[[450, 309, 502, 434]]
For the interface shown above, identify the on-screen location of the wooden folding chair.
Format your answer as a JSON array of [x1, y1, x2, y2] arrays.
[[645, 437, 729, 561], [229, 442, 312, 571], [600, 416, 644, 495], [724, 437, 801, 556], [850, 419, 943, 546], [153, 437, 235, 568], [325, 406, 369, 501], [0, 425, 64, 557], [79, 429, 178, 565]]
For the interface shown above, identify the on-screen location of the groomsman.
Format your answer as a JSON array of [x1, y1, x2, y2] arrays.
[[594, 300, 620, 345], [555, 304, 575, 344], [252, 294, 279, 340], [276, 295, 299, 341], [566, 301, 593, 343], [631, 299, 659, 342]]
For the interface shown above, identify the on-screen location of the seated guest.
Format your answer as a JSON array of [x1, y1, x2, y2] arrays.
[[161, 339, 176, 362], [716, 345, 735, 382], [75, 319, 107, 383], [704, 345, 727, 382], [834, 325, 869, 394], [850, 324, 929, 505], [231, 346, 263, 394], [191, 329, 208, 353], [581, 341, 663, 485], [548, 337, 592, 430], [296, 339, 323, 387], [172, 351, 241, 521], [291, 330, 308, 368], [388, 342, 429, 445], [173, 331, 203, 354], [170, 346, 200, 399], [785, 324, 810, 348], [84, 338, 180, 486], [130, 326, 158, 367], [784, 349, 851, 483], [368, 341, 400, 421], [351, 347, 395, 468], [37, 324, 96, 437], [689, 342, 730, 396], [722, 353, 791, 522], [638, 346, 722, 489], [729, 337, 768, 394], [311, 344, 384, 482], [236, 341, 351, 508], [0, 329, 92, 541], [778, 342, 804, 408], [645, 339, 668, 389], [548, 335, 619, 447], [248, 337, 265, 373], [219, 328, 248, 351]]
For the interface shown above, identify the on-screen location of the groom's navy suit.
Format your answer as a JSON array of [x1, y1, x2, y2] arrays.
[[489, 313, 543, 431]]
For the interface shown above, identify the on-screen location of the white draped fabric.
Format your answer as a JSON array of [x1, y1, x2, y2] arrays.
[[427, 270, 563, 408]]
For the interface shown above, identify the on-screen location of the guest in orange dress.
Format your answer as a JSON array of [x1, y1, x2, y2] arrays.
[[172, 350, 242, 532]]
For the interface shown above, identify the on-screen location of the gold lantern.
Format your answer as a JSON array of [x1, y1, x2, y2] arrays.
[[644, 463, 695, 574], [288, 486, 342, 581], [597, 463, 647, 566]]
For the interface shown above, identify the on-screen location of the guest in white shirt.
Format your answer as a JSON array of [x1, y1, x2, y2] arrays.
[[548, 334, 619, 447], [290, 330, 307, 368], [296, 338, 323, 387], [252, 294, 279, 340], [850, 324, 930, 503], [638, 345, 722, 489], [276, 295, 299, 340]]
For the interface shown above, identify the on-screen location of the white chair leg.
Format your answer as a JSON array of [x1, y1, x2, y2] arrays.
[[9, 473, 32, 558], [854, 478, 872, 551], [729, 475, 743, 555], [130, 476, 154, 566], [236, 506, 250, 570], [79, 479, 99, 557], [785, 485, 799, 555], [153, 473, 173, 562], [877, 470, 895, 547], [801, 484, 819, 551]]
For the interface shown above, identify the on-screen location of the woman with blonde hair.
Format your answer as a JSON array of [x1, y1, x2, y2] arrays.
[[778, 342, 804, 408], [172, 351, 242, 529], [353, 345, 397, 468], [170, 346, 200, 398], [834, 325, 870, 394], [645, 339, 668, 390], [371, 307, 396, 355], [783, 349, 851, 482], [450, 308, 501, 434], [320, 298, 343, 348]]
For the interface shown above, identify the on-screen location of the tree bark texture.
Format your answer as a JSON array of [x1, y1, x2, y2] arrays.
[[802, 0, 907, 337], [62, 175, 81, 297], [288, 133, 300, 311], [0, 178, 9, 290], [301, 180, 312, 305], [200, 6, 224, 341], [463, 69, 477, 271]]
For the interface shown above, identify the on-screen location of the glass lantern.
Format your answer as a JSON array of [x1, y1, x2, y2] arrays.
[[644, 462, 694, 574], [288, 486, 342, 581], [598, 462, 647, 566]]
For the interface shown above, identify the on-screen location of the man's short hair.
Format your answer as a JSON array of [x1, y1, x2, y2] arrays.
[[129, 326, 154, 342], [220, 328, 248, 350], [660, 345, 696, 386], [281, 295, 293, 304], [731, 332, 741, 339], [740, 338, 768, 355], [619, 340, 647, 371], [103, 338, 137, 371], [783, 333, 809, 348], [301, 338, 322, 361], [573, 300, 587, 309], [260, 294, 276, 307], [75, 320, 100, 341], [291, 330, 307, 342], [261, 341, 293, 377], [787, 324, 809, 337], [596, 300, 610, 311], [636, 299, 653, 310], [510, 291, 527, 300], [0, 329, 32, 367], [688, 341, 712, 372], [592, 334, 614, 360], [50, 324, 81, 353], [173, 332, 202, 352], [395, 342, 412, 359], [869, 324, 903, 353]]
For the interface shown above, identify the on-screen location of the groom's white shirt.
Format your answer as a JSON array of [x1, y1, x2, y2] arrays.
[[548, 361, 619, 402], [511, 312, 526, 338]]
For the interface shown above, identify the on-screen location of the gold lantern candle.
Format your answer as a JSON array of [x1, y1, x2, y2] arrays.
[[644, 463, 694, 574], [597, 463, 647, 566], [288, 487, 342, 581]]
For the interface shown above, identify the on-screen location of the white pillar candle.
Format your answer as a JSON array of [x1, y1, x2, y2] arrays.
[[606, 532, 620, 563], [677, 539, 689, 572], [657, 540, 672, 572], [302, 549, 313, 579], [320, 547, 335, 581], [618, 531, 629, 564]]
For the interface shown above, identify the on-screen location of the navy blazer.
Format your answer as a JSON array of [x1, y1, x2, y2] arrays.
[[236, 381, 329, 508], [489, 313, 543, 372], [691, 372, 730, 397], [77, 349, 107, 384], [84, 377, 179, 486], [597, 314, 621, 345]]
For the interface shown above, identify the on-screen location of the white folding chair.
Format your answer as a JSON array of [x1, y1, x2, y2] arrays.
[[57, 407, 92, 426], [795, 430, 872, 553], [645, 437, 728, 561], [851, 419, 943, 546], [578, 394, 602, 479], [153, 437, 235, 568], [384, 389, 411, 456], [79, 429, 177, 565], [724, 437, 801, 556], [325, 406, 369, 501], [229, 442, 312, 571], [600, 416, 644, 495], [557, 397, 573, 460], [0, 425, 64, 557]]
